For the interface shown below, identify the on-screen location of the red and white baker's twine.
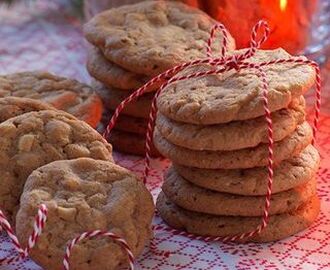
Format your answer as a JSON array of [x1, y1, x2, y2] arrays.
[[0, 20, 322, 270], [104, 20, 321, 242], [63, 230, 135, 270], [0, 204, 47, 264]]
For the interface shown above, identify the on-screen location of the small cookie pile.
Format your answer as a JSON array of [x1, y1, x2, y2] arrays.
[[83, 0, 235, 156], [154, 48, 321, 242], [0, 71, 103, 128], [0, 94, 154, 267]]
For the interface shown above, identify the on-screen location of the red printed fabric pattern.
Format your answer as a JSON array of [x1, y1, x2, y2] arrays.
[[0, 2, 329, 270]]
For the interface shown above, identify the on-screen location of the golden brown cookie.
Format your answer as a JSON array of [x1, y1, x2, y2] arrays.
[[153, 122, 312, 169], [157, 192, 320, 243], [16, 158, 154, 270], [162, 167, 316, 216], [157, 49, 315, 124], [94, 81, 153, 119], [0, 71, 103, 128], [84, 1, 235, 76], [0, 97, 55, 123], [108, 129, 161, 157], [101, 109, 148, 135], [87, 47, 156, 91], [156, 97, 305, 151], [0, 110, 113, 221], [174, 145, 319, 195]]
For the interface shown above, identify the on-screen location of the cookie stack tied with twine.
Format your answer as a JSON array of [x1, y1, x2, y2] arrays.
[[152, 27, 321, 242], [105, 20, 322, 244], [83, 0, 235, 156]]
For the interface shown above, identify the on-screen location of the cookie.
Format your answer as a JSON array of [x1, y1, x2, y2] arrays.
[[84, 1, 235, 76], [157, 192, 320, 243], [101, 109, 147, 135], [174, 145, 320, 195], [0, 71, 103, 128], [162, 167, 316, 216], [0, 110, 113, 221], [156, 97, 305, 151], [16, 158, 154, 270], [87, 47, 156, 91], [157, 49, 315, 124], [153, 122, 312, 169], [94, 81, 153, 119], [0, 97, 55, 123], [108, 129, 161, 157]]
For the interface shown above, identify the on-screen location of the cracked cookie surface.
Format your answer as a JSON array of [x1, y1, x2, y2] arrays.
[[16, 158, 154, 270]]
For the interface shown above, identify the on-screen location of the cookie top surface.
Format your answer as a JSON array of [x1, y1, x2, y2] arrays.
[[156, 97, 305, 151], [87, 47, 152, 90], [157, 192, 320, 242], [0, 71, 103, 127], [84, 1, 235, 76], [16, 158, 154, 270], [174, 145, 320, 195], [154, 122, 312, 169], [157, 49, 315, 124], [0, 97, 55, 123], [162, 167, 316, 216], [0, 110, 113, 220]]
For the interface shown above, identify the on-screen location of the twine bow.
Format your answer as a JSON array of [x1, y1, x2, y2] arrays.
[[104, 20, 322, 242]]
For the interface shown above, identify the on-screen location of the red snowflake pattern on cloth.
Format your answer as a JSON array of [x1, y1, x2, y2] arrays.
[[0, 2, 329, 270]]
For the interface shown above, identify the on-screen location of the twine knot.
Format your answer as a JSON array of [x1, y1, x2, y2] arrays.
[[225, 56, 240, 71], [205, 20, 270, 73]]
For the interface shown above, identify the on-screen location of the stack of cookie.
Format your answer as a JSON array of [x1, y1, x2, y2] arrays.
[[154, 48, 321, 242], [83, 0, 235, 156], [0, 73, 154, 268]]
